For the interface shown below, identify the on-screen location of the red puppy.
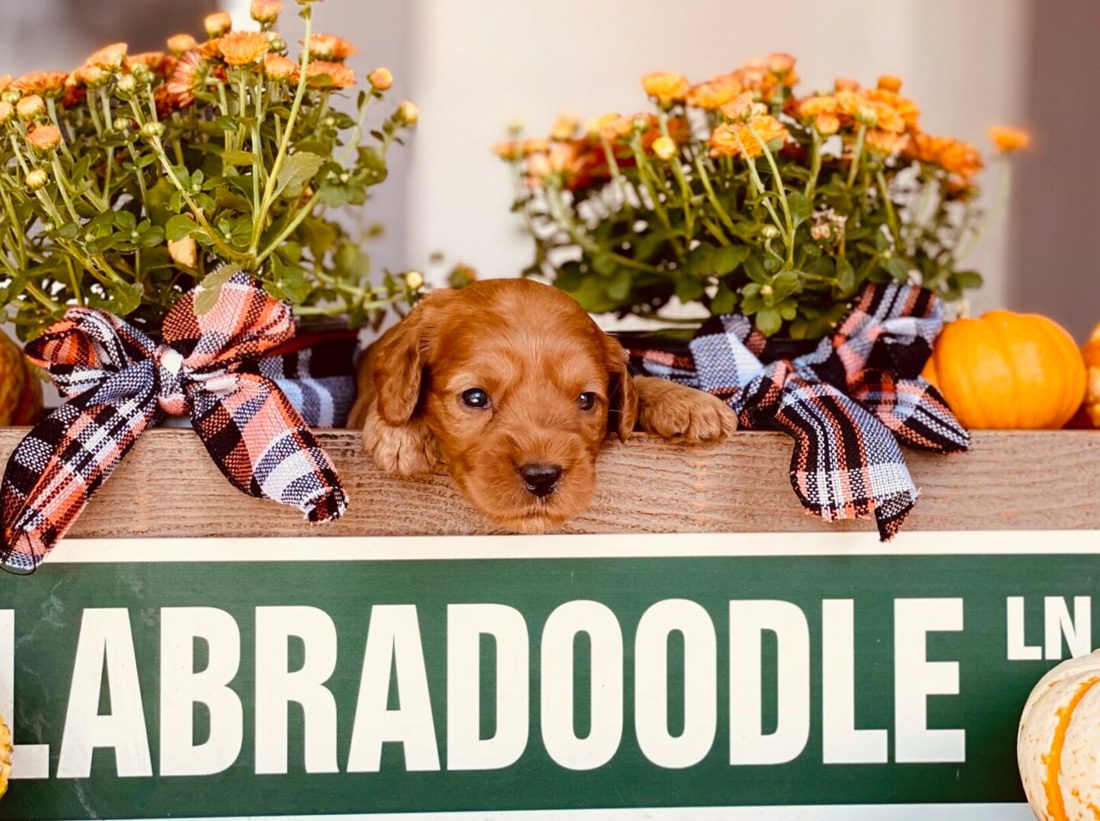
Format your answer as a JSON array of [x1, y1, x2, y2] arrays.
[[349, 279, 735, 531]]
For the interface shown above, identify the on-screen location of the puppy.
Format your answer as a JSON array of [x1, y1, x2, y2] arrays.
[[348, 278, 736, 532]]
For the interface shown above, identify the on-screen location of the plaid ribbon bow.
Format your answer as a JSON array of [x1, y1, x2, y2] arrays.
[[0, 272, 348, 574], [627, 282, 969, 540]]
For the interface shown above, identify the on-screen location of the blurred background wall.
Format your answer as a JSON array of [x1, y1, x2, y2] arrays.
[[2, 0, 1096, 337]]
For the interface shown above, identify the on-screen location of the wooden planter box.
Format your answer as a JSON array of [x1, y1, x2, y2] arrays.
[[1, 428, 1098, 821], [0, 428, 1093, 537]]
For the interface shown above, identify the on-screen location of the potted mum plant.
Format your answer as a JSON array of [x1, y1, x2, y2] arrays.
[[0, 0, 419, 342], [498, 54, 1026, 339], [0, 0, 423, 574]]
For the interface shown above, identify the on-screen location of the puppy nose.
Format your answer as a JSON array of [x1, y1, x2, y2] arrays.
[[517, 463, 563, 498]]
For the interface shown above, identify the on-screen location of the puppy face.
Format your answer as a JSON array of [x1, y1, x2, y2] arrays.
[[370, 279, 636, 531]]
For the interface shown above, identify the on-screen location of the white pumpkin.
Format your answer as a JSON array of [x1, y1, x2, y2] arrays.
[[0, 711, 10, 800], [1018, 650, 1100, 820]]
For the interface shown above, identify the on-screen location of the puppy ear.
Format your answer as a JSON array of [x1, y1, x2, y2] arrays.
[[604, 335, 638, 441], [372, 293, 450, 425]]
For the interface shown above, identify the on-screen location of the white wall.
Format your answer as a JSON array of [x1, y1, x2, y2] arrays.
[[402, 0, 1029, 321]]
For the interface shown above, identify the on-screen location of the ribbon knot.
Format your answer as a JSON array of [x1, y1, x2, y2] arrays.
[[155, 345, 187, 415], [1, 272, 348, 574], [628, 282, 969, 540]]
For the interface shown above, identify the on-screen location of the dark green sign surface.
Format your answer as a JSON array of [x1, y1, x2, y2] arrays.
[[0, 535, 1092, 819]]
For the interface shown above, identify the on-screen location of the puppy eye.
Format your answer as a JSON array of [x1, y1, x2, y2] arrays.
[[461, 388, 491, 409], [578, 392, 597, 411]]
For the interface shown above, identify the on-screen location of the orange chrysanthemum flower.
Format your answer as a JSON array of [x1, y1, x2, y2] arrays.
[[305, 61, 356, 89], [492, 141, 520, 160], [834, 77, 860, 92], [165, 50, 205, 109], [217, 32, 270, 66], [550, 112, 579, 141], [989, 125, 1030, 153], [0, 75, 11, 94], [686, 75, 742, 111], [303, 33, 357, 61], [26, 124, 61, 151], [710, 115, 789, 159], [263, 53, 296, 81], [866, 128, 909, 155], [877, 75, 903, 92], [720, 91, 765, 122], [937, 138, 983, 180], [814, 113, 840, 136], [85, 43, 128, 69], [642, 72, 689, 106], [13, 72, 68, 96], [128, 52, 175, 78], [767, 52, 796, 75], [797, 94, 837, 120], [15, 94, 45, 121], [167, 33, 198, 55], [586, 113, 632, 143]]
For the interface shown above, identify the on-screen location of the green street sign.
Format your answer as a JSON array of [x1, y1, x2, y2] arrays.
[[1, 531, 1090, 820]]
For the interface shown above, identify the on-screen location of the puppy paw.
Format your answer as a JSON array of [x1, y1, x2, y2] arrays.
[[634, 376, 737, 442], [363, 412, 438, 475]]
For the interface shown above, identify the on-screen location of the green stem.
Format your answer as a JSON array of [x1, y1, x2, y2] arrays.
[[876, 168, 901, 248], [249, 7, 316, 257], [256, 191, 320, 264], [805, 131, 822, 201]]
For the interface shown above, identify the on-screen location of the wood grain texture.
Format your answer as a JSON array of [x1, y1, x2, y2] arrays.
[[0, 428, 1097, 538]]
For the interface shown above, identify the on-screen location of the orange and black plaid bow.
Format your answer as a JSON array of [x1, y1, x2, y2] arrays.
[[625, 283, 969, 540], [0, 272, 348, 574]]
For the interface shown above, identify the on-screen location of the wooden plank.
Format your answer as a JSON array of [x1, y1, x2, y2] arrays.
[[0, 428, 1097, 538]]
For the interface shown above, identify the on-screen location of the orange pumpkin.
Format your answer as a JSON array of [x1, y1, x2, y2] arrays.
[[0, 328, 42, 426], [1082, 323, 1100, 428], [921, 310, 1086, 429]]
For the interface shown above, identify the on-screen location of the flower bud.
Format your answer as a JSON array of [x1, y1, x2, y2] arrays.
[[131, 62, 152, 82], [368, 67, 393, 91], [167, 33, 198, 54], [265, 31, 287, 53], [395, 100, 418, 126], [810, 223, 831, 241], [115, 73, 137, 96], [15, 94, 45, 121], [760, 284, 774, 297], [404, 270, 424, 290], [761, 225, 780, 240], [1, 90, 20, 105], [26, 124, 61, 151], [204, 12, 232, 38], [112, 116, 133, 133], [141, 121, 165, 139], [251, 0, 283, 25], [652, 135, 677, 161], [25, 168, 48, 191]]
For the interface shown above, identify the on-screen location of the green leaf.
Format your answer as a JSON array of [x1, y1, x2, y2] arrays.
[[787, 192, 812, 228], [712, 244, 751, 276], [686, 243, 716, 276], [607, 269, 632, 301], [166, 215, 198, 242], [836, 257, 855, 292], [674, 277, 706, 303], [954, 270, 983, 290], [590, 251, 618, 277], [710, 284, 736, 315], [772, 270, 803, 301], [755, 307, 782, 336], [193, 263, 239, 316], [274, 151, 325, 200]]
